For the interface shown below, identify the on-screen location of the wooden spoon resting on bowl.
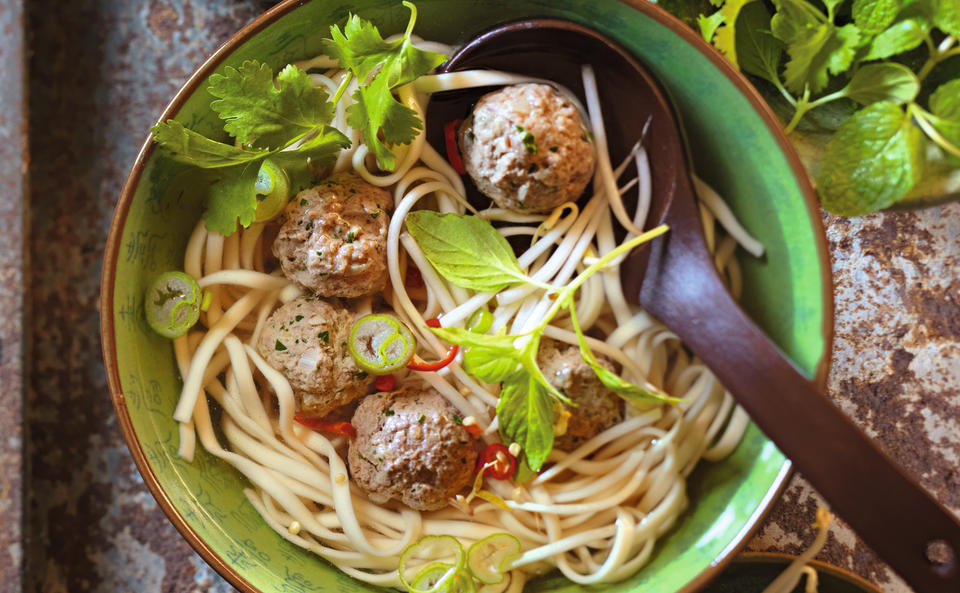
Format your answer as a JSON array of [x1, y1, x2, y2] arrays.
[[427, 19, 960, 593]]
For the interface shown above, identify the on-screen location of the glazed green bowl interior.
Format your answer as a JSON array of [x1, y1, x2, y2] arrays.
[[103, 1, 831, 592]]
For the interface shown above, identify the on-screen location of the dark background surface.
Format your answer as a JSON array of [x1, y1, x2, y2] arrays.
[[2, 0, 958, 591]]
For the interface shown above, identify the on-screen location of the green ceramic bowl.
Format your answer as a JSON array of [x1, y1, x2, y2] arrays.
[[101, 1, 833, 592], [705, 554, 882, 593]]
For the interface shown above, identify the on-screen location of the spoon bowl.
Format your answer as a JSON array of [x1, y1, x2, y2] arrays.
[[433, 19, 960, 593]]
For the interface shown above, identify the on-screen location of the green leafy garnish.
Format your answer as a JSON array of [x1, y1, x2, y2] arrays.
[[417, 218, 674, 473], [405, 210, 545, 292], [695, 0, 960, 216], [322, 1, 447, 170]]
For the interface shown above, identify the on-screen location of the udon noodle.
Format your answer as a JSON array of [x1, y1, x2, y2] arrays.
[[169, 36, 762, 591]]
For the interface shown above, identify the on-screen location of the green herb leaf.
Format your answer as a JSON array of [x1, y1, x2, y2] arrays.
[[323, 1, 446, 170], [202, 160, 265, 235], [346, 75, 423, 171], [736, 2, 783, 84], [405, 211, 530, 291], [843, 62, 920, 104], [496, 373, 555, 472], [208, 61, 337, 149], [934, 0, 960, 37], [698, 11, 726, 44], [151, 121, 269, 168], [930, 79, 960, 121], [818, 101, 925, 216], [852, 0, 904, 34], [863, 16, 931, 60]]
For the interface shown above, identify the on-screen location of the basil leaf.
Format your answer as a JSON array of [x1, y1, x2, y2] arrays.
[[843, 62, 920, 105], [853, 0, 904, 34], [429, 326, 518, 350], [464, 347, 524, 383], [151, 121, 270, 168], [818, 101, 925, 216], [203, 159, 265, 235], [496, 373, 555, 472], [405, 211, 530, 291], [863, 16, 931, 60], [736, 2, 783, 84]]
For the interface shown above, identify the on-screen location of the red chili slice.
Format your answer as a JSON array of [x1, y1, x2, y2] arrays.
[[425, 318, 441, 328], [374, 373, 396, 391], [444, 119, 466, 174], [293, 414, 356, 437], [406, 345, 459, 372], [476, 443, 517, 480], [464, 423, 484, 437]]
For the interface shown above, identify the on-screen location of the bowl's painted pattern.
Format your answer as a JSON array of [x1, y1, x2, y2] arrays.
[[103, 1, 831, 592]]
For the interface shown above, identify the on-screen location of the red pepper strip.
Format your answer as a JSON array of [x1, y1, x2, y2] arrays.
[[293, 414, 356, 437], [425, 318, 441, 328], [406, 345, 459, 372], [475, 443, 517, 480], [374, 373, 396, 391], [444, 119, 466, 174], [464, 423, 484, 437]]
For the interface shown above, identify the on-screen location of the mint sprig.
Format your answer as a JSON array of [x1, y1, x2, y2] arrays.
[[413, 214, 674, 473], [698, 0, 960, 216]]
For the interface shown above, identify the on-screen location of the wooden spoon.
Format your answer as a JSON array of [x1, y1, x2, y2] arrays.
[[428, 18, 960, 593]]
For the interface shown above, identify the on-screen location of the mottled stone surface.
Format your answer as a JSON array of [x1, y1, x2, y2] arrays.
[[0, 1, 26, 592], [13, 1, 959, 593], [748, 204, 960, 593]]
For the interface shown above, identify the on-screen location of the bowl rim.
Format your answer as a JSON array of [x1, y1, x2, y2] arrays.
[[735, 552, 884, 593], [99, 1, 835, 592]]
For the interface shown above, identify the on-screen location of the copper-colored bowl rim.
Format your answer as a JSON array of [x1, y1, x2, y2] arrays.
[[99, 1, 835, 592], [736, 552, 884, 593]]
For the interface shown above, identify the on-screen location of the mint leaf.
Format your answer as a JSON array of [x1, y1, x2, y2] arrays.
[[208, 61, 336, 149], [863, 16, 931, 60], [827, 24, 863, 76], [736, 2, 783, 84], [405, 211, 530, 291], [934, 0, 960, 36], [346, 75, 422, 171], [151, 121, 269, 168], [203, 160, 265, 234], [818, 101, 925, 215], [853, 0, 904, 34], [771, 0, 826, 43], [496, 374, 555, 471], [843, 62, 920, 104], [930, 79, 960, 121], [781, 23, 837, 93]]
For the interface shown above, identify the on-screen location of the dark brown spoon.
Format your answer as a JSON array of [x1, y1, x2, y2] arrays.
[[428, 18, 960, 593]]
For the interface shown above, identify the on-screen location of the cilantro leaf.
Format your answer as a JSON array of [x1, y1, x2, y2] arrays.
[[203, 160, 265, 235], [405, 211, 530, 291], [269, 126, 352, 172], [496, 373, 555, 472], [209, 61, 336, 149], [323, 1, 446, 170], [736, 1, 784, 84], [709, 0, 762, 67], [818, 101, 925, 216], [151, 121, 269, 168], [699, 11, 726, 44], [853, 0, 904, 34], [347, 75, 423, 171]]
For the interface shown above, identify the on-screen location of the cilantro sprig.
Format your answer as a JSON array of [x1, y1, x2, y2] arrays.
[[698, 0, 960, 216], [406, 211, 677, 474], [150, 2, 445, 235]]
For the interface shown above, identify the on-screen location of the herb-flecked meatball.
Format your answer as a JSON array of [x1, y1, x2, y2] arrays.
[[348, 383, 479, 511], [273, 172, 391, 298], [538, 339, 624, 452], [256, 296, 373, 417], [458, 83, 596, 213]]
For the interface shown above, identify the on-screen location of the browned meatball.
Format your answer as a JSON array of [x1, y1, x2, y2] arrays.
[[538, 339, 623, 452], [458, 83, 596, 213], [273, 172, 390, 298], [256, 296, 373, 416], [348, 384, 478, 511]]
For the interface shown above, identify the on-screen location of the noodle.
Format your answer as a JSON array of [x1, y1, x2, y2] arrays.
[[168, 54, 757, 591]]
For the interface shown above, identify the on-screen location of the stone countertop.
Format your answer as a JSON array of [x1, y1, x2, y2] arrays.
[[6, 1, 958, 592]]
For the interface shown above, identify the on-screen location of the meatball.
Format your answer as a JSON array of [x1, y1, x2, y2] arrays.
[[256, 296, 373, 416], [537, 339, 623, 452], [458, 83, 596, 213], [348, 384, 478, 511], [273, 172, 391, 298]]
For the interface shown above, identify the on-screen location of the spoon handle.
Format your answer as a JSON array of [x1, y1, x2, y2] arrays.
[[637, 212, 960, 592]]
